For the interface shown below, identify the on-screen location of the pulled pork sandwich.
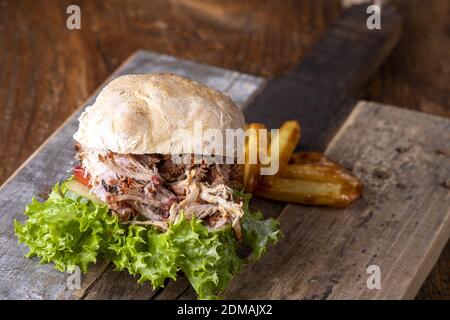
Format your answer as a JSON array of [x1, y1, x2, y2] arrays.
[[73, 74, 247, 236], [15, 73, 281, 299]]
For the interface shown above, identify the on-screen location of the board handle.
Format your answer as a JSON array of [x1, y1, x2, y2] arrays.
[[244, 4, 401, 151]]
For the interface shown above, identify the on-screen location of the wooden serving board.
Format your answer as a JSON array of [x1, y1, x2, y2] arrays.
[[1, 4, 449, 300]]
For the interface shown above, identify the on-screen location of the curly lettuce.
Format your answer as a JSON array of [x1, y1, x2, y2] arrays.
[[15, 181, 281, 299], [108, 224, 179, 288], [237, 191, 282, 260], [108, 215, 242, 299], [14, 183, 121, 273]]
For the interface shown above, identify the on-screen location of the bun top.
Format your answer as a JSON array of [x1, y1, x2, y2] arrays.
[[73, 73, 245, 155]]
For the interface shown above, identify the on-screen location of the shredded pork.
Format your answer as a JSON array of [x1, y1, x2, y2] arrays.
[[75, 145, 244, 238]]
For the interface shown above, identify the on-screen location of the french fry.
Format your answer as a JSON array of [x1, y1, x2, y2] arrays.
[[243, 123, 266, 192], [244, 121, 362, 208], [260, 120, 301, 186], [282, 164, 362, 190], [276, 121, 301, 175], [255, 177, 356, 208]]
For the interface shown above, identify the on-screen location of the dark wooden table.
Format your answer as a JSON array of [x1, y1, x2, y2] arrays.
[[0, 0, 448, 299]]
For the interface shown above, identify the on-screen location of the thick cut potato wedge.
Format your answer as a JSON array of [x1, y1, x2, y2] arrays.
[[255, 177, 360, 208], [282, 164, 362, 190], [243, 121, 362, 208], [260, 120, 301, 186]]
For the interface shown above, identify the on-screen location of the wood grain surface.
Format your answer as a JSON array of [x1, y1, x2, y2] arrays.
[[0, 0, 449, 299]]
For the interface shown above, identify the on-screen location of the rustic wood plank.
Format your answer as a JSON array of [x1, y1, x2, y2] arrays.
[[153, 277, 192, 300], [222, 101, 450, 299], [82, 264, 157, 300], [0, 50, 264, 300]]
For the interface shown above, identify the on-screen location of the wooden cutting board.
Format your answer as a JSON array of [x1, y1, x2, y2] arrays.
[[1, 4, 449, 300]]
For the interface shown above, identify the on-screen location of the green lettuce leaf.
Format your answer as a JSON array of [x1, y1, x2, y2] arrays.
[[15, 181, 281, 299], [107, 214, 242, 299], [108, 224, 178, 288], [14, 183, 121, 273], [171, 216, 242, 300], [236, 191, 282, 260]]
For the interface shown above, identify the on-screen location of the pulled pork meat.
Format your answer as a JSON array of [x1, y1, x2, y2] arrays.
[[75, 146, 244, 239]]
